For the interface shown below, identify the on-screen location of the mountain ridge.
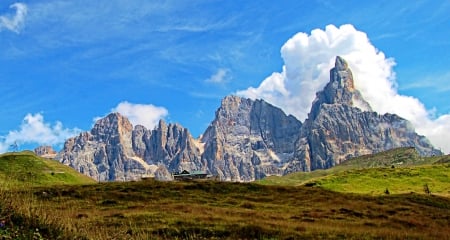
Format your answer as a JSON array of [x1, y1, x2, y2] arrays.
[[52, 56, 441, 181]]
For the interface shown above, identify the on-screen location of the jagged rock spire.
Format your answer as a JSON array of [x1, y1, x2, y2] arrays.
[[308, 56, 371, 120], [335, 56, 348, 71], [331, 56, 354, 91]]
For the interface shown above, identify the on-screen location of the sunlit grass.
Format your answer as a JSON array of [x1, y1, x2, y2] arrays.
[[2, 180, 450, 239], [260, 148, 450, 196], [315, 164, 450, 196], [0, 151, 95, 188], [1, 149, 449, 239]]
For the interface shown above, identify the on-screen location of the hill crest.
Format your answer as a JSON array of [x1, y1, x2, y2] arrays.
[[0, 151, 95, 187]]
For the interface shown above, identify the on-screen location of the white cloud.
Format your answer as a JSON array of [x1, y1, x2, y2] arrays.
[[205, 68, 229, 84], [237, 24, 450, 153], [0, 113, 81, 153], [112, 101, 169, 129], [0, 3, 27, 33]]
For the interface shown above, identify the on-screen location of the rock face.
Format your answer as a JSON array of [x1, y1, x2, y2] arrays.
[[34, 146, 57, 159], [57, 56, 441, 182], [286, 56, 441, 173], [201, 96, 302, 181], [132, 119, 205, 174], [57, 113, 202, 181]]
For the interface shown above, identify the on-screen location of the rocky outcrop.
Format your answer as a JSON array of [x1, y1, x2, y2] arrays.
[[286, 56, 441, 173], [34, 146, 57, 159], [201, 96, 302, 181]]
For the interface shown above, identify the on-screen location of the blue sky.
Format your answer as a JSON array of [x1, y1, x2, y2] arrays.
[[1, 0, 449, 153]]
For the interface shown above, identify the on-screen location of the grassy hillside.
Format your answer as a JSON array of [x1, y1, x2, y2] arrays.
[[338, 147, 432, 167], [0, 149, 449, 239], [310, 164, 450, 196], [1, 180, 450, 239], [259, 148, 450, 196], [0, 151, 95, 187]]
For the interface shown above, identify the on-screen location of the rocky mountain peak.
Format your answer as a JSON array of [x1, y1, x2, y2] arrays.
[[91, 112, 133, 142], [335, 56, 349, 71], [309, 56, 371, 120], [331, 56, 354, 91], [94, 112, 132, 131], [56, 56, 442, 182], [201, 95, 302, 181], [291, 56, 441, 172], [157, 118, 167, 130], [216, 95, 249, 118]]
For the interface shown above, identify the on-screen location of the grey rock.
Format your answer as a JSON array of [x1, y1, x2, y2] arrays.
[[34, 146, 57, 158], [57, 113, 204, 181], [287, 56, 441, 173], [154, 165, 174, 181], [56, 56, 442, 182], [58, 113, 151, 181], [201, 96, 302, 181]]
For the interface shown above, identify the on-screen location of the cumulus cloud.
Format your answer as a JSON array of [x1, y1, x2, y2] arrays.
[[0, 3, 27, 33], [205, 68, 230, 83], [112, 101, 169, 129], [237, 24, 450, 153], [0, 113, 81, 153]]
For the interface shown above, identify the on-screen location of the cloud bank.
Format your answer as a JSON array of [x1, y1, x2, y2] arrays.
[[0, 113, 81, 153], [112, 102, 169, 129], [237, 24, 450, 153], [0, 3, 27, 33]]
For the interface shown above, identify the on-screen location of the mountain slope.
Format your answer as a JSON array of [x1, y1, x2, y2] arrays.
[[311, 163, 450, 196], [0, 151, 95, 187], [260, 147, 450, 196]]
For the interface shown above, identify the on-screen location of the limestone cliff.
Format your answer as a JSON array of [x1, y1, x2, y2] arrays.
[[201, 96, 302, 181], [56, 56, 442, 182], [286, 56, 441, 173], [57, 113, 201, 181]]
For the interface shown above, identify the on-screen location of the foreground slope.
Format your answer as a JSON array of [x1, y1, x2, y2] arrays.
[[261, 147, 450, 196], [0, 151, 95, 187], [1, 180, 449, 239]]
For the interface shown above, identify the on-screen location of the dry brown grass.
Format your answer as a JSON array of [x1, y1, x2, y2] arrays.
[[1, 180, 450, 239]]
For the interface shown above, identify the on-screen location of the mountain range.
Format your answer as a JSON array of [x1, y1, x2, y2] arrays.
[[42, 56, 440, 182]]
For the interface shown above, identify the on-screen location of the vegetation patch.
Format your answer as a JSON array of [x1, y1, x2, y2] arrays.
[[0, 149, 449, 239], [260, 148, 450, 197], [0, 180, 449, 239]]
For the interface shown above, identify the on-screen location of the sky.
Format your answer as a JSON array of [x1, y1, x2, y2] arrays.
[[1, 0, 449, 153]]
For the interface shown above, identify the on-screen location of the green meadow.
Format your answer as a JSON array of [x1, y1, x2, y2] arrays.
[[0, 151, 95, 188], [0, 149, 449, 239], [260, 147, 450, 196]]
